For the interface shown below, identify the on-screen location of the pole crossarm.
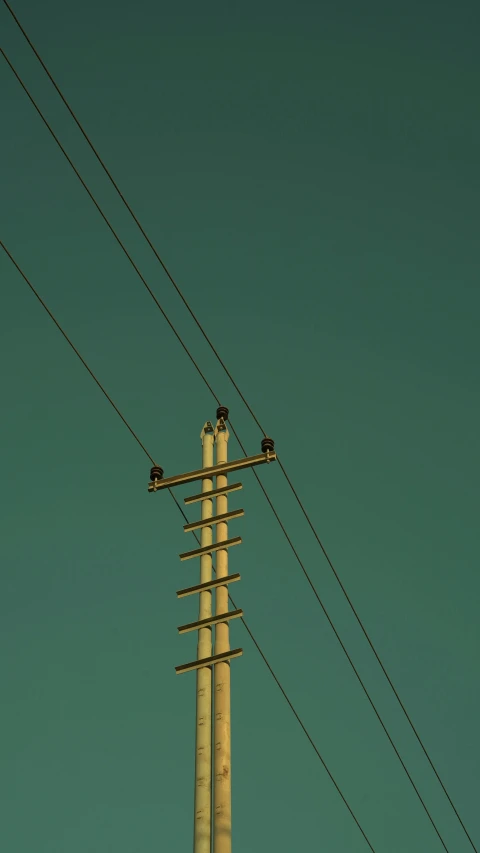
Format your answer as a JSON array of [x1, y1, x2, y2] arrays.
[[177, 608, 243, 635], [179, 536, 242, 562], [176, 573, 241, 599], [175, 648, 243, 675], [183, 508, 244, 533], [147, 450, 276, 492]]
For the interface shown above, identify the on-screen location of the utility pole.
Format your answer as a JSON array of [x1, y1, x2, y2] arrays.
[[148, 407, 276, 852], [213, 409, 232, 853], [194, 420, 214, 853]]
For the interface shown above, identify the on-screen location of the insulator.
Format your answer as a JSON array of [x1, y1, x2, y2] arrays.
[[150, 465, 164, 481], [261, 437, 275, 453], [216, 405, 229, 422]]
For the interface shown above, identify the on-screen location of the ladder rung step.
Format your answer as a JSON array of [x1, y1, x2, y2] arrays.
[[175, 648, 243, 675], [176, 573, 241, 598], [183, 508, 244, 533], [184, 482, 243, 506], [179, 536, 242, 562], [177, 608, 243, 634]]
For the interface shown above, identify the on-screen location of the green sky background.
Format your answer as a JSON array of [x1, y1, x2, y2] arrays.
[[1, 1, 479, 851]]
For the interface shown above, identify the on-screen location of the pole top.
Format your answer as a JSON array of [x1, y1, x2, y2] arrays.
[[215, 417, 229, 439], [216, 405, 229, 421], [200, 421, 215, 440]]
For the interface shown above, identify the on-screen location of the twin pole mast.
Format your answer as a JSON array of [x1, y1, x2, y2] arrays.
[[148, 407, 276, 852]]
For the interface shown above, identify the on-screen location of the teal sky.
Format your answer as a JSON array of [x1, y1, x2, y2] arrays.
[[1, 1, 479, 851]]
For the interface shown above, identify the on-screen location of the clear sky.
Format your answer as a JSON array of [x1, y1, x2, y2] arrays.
[[1, 1, 479, 851]]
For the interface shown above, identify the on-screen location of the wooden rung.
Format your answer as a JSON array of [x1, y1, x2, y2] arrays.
[[179, 536, 242, 562], [175, 648, 243, 675], [183, 508, 244, 533], [176, 573, 241, 598], [184, 482, 243, 505], [177, 608, 243, 634]]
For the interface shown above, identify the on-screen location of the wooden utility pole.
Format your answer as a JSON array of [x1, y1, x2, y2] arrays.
[[148, 407, 276, 852]]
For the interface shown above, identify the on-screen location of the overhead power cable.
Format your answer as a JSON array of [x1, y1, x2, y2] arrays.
[[0, 47, 457, 852], [1, 238, 378, 853], [2, 9, 475, 852]]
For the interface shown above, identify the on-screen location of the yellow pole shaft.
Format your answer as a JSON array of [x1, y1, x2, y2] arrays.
[[194, 424, 214, 853], [213, 420, 232, 853]]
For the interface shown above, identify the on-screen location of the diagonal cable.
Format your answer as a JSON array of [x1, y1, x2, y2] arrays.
[[1, 240, 156, 465], [0, 47, 219, 408]]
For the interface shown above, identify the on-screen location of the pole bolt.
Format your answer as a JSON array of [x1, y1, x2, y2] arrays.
[[261, 437, 275, 453]]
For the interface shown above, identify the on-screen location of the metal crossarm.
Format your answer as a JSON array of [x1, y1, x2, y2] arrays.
[[148, 450, 276, 492]]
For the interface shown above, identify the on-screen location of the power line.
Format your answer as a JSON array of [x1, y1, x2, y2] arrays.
[[0, 47, 219, 407], [1, 239, 378, 853], [2, 8, 474, 850], [0, 47, 456, 852], [0, 241, 155, 465]]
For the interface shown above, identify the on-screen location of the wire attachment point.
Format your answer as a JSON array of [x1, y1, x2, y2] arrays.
[[150, 465, 164, 482]]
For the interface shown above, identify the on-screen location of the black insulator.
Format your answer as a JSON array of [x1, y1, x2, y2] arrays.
[[150, 465, 164, 481], [261, 437, 275, 453], [216, 405, 229, 422]]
